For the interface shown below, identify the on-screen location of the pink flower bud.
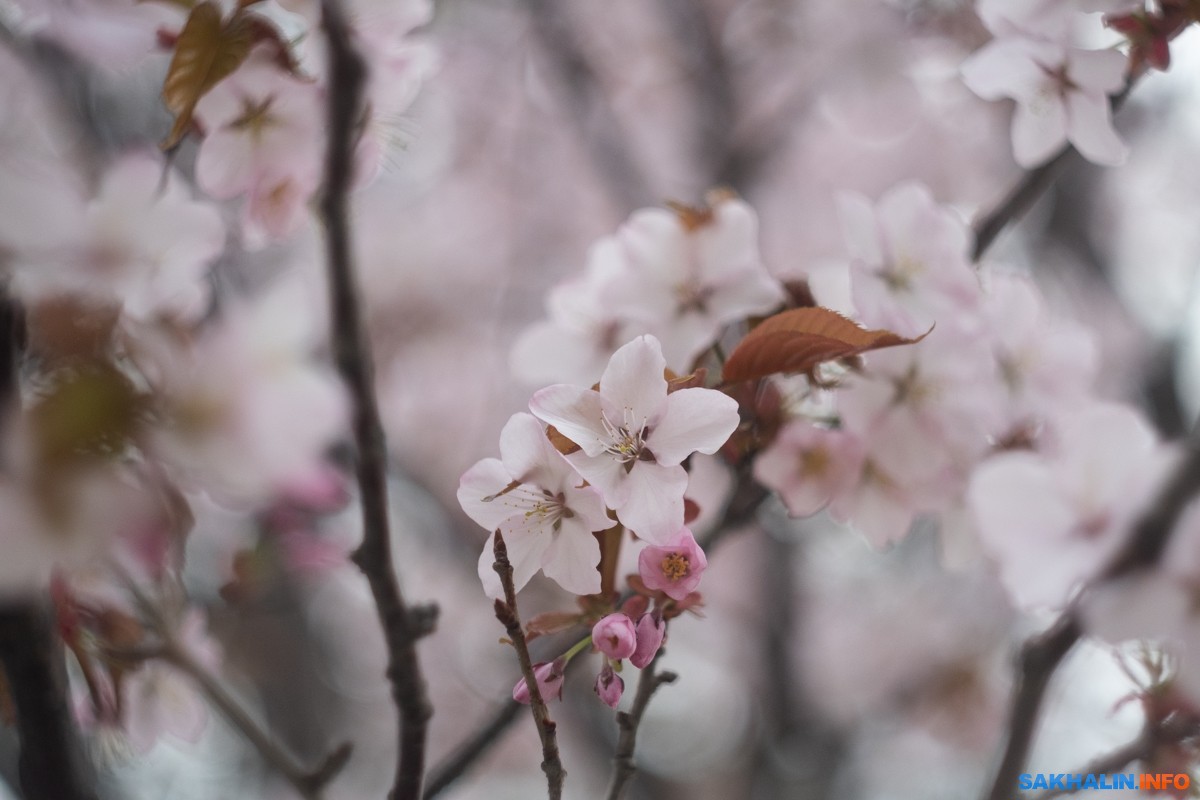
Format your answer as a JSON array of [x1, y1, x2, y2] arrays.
[[594, 663, 624, 708], [591, 613, 637, 660], [512, 660, 565, 705], [637, 527, 707, 601], [630, 614, 666, 669]]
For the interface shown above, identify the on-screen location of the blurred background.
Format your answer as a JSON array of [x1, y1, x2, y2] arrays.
[[3, 0, 1200, 797]]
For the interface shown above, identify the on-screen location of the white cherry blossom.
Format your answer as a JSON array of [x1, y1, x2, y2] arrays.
[[529, 335, 740, 543], [457, 412, 612, 597]]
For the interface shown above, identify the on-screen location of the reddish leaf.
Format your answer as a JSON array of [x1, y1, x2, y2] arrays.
[[160, 2, 255, 149], [683, 497, 701, 525], [667, 367, 707, 393], [722, 306, 926, 383], [524, 611, 583, 642]]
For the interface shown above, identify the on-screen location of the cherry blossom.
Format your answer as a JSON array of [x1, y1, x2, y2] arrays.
[[960, 36, 1129, 168], [968, 402, 1172, 609], [529, 335, 739, 543], [754, 422, 866, 518], [600, 197, 785, 372], [513, 659, 566, 704], [630, 613, 666, 669], [13, 153, 224, 322], [595, 663, 624, 708], [637, 528, 707, 601], [193, 46, 325, 246], [838, 181, 981, 338], [593, 613, 638, 660], [457, 412, 613, 597]]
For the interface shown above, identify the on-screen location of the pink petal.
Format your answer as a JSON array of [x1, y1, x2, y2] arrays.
[[498, 412, 562, 488]]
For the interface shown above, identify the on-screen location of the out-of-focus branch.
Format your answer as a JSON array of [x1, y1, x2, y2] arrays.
[[523, 0, 651, 210], [422, 699, 522, 799], [121, 572, 352, 800], [981, 437, 1200, 800], [319, 3, 436, 799], [492, 532, 565, 800], [604, 655, 677, 800], [1030, 712, 1200, 800]]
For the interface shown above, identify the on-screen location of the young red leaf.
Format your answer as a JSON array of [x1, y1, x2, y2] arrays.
[[524, 611, 583, 642], [721, 306, 926, 383]]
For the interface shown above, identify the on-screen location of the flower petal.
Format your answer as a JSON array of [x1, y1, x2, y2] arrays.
[[540, 518, 602, 595], [647, 387, 740, 466], [1065, 91, 1128, 167], [498, 412, 566, 488], [599, 335, 668, 427], [1011, 94, 1068, 168], [530, 384, 609, 456], [618, 462, 688, 543], [457, 458, 519, 531]]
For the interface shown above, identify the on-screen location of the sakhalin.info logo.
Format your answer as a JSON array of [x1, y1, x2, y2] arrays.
[[1019, 773, 1191, 791]]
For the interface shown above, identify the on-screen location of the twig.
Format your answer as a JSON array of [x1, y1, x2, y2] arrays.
[[492, 531, 566, 800], [422, 699, 522, 799], [604, 655, 678, 800], [981, 437, 1200, 800], [121, 571, 351, 799], [318, 3, 436, 800], [163, 637, 353, 800]]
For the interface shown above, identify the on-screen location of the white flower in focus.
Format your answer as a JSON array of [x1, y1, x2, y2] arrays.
[[530, 335, 740, 543], [961, 36, 1128, 168], [458, 412, 612, 597]]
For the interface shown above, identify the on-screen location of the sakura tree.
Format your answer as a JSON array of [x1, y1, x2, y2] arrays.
[[0, 0, 1199, 799]]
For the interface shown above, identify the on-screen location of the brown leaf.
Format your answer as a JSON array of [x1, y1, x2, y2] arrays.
[[722, 307, 927, 384], [683, 497, 701, 525], [524, 611, 582, 642], [667, 367, 707, 393], [545, 425, 581, 455], [160, 2, 255, 149]]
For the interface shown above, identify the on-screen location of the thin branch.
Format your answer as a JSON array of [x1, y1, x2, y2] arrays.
[[163, 638, 353, 800], [492, 531, 566, 800], [121, 572, 351, 800], [318, 3, 436, 800], [422, 699, 522, 799], [981, 437, 1200, 800], [605, 655, 678, 800]]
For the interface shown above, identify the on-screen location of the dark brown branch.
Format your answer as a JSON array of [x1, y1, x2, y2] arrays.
[[605, 655, 678, 800], [0, 604, 95, 800], [981, 437, 1200, 800], [492, 532, 566, 799], [319, 3, 435, 799], [1029, 713, 1200, 800]]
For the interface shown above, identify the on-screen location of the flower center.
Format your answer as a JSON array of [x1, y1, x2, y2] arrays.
[[601, 408, 649, 464], [660, 553, 689, 581]]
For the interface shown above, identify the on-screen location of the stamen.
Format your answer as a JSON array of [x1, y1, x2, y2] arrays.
[[660, 553, 689, 581]]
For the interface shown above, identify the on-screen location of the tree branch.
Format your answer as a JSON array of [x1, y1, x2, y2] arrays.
[[604, 655, 677, 800], [492, 531, 566, 800], [981, 437, 1200, 800], [318, 3, 436, 799]]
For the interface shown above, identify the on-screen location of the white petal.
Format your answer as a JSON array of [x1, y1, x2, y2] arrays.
[[960, 38, 1050, 103], [498, 412, 564, 488], [617, 462, 688, 544], [567, 452, 633, 507], [563, 485, 615, 533], [1067, 47, 1128, 95], [457, 458, 519, 531], [647, 388, 740, 466], [1065, 91, 1128, 167], [1011, 94, 1068, 168], [836, 191, 883, 265], [529, 385, 609, 457], [599, 336, 668, 426], [497, 520, 555, 593], [540, 519, 602, 595]]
